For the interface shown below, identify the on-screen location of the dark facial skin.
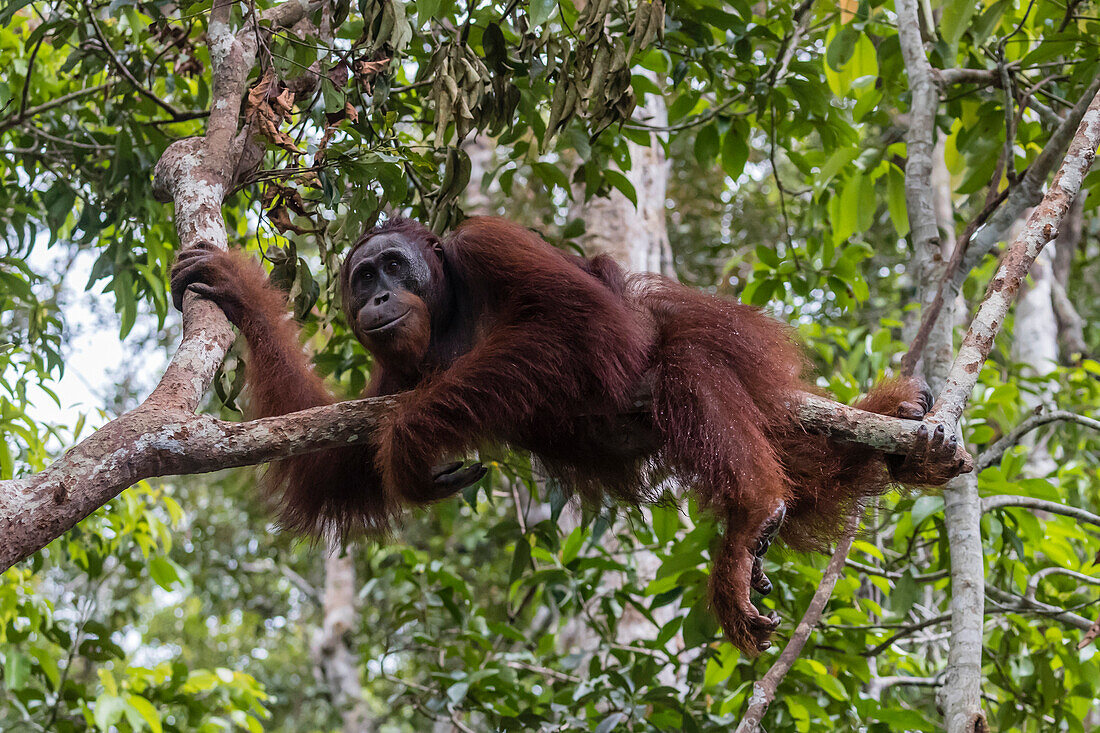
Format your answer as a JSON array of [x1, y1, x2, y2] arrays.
[[341, 231, 447, 376], [345, 233, 434, 334]]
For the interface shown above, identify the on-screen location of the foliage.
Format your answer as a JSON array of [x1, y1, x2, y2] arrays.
[[1, 0, 1099, 730], [0, 483, 269, 731]]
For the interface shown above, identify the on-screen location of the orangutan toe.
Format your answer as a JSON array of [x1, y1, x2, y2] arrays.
[[753, 501, 786, 556], [750, 555, 772, 595], [744, 607, 781, 652]]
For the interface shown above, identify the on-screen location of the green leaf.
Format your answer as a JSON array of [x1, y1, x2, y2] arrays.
[[940, 0, 980, 58], [603, 170, 637, 206], [720, 122, 749, 181], [3, 650, 30, 690], [824, 26, 878, 99], [693, 123, 720, 165], [533, 161, 571, 194], [755, 245, 780, 269], [148, 556, 181, 590], [651, 505, 681, 545], [826, 25, 859, 71], [94, 694, 126, 732], [682, 601, 719, 647], [816, 672, 847, 701], [561, 527, 585, 564], [886, 164, 909, 237], [509, 536, 532, 585], [911, 495, 943, 528], [416, 0, 441, 24], [815, 146, 859, 196], [0, 437, 12, 480], [528, 0, 555, 27], [127, 695, 163, 733]]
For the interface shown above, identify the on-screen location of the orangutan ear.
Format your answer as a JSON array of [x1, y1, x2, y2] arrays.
[[432, 242, 445, 260]]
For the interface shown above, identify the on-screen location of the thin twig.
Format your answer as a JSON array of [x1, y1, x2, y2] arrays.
[[0, 83, 112, 133], [1025, 567, 1100, 602], [977, 409, 1100, 470], [982, 495, 1100, 529], [734, 514, 858, 733], [81, 0, 185, 119]]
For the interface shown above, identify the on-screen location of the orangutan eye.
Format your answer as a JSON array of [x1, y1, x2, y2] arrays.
[[385, 259, 400, 274]]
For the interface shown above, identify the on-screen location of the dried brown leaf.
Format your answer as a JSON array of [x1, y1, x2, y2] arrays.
[[268, 205, 310, 235]]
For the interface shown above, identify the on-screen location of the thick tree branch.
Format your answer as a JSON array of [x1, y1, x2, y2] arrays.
[[930, 85, 1100, 426], [895, 0, 940, 284], [895, 3, 986, 729], [0, 388, 959, 572]]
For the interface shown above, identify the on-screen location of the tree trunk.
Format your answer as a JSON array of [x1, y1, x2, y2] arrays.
[[1012, 241, 1059, 475], [572, 82, 674, 277], [313, 545, 375, 733], [1051, 194, 1088, 361]]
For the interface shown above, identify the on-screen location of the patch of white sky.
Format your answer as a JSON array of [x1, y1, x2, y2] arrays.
[[24, 243, 173, 445]]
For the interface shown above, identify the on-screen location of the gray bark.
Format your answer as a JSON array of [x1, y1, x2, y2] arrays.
[[1011, 243, 1059, 475], [572, 77, 674, 277], [313, 545, 375, 732], [1051, 194, 1088, 360]]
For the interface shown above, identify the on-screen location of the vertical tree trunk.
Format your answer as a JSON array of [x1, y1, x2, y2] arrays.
[[1012, 243, 1059, 475], [896, 1, 986, 725], [1051, 194, 1088, 360], [573, 84, 675, 277], [313, 545, 374, 733]]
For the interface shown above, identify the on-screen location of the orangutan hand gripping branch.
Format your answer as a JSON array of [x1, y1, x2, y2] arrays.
[[171, 216, 967, 655]]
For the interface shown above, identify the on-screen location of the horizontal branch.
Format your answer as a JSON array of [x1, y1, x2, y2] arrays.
[[868, 675, 943, 697], [796, 393, 970, 466], [0, 388, 966, 573], [977, 409, 1100, 471], [0, 393, 396, 571], [935, 68, 1001, 86], [985, 583, 1094, 631], [845, 558, 948, 582], [982, 494, 1100, 528]]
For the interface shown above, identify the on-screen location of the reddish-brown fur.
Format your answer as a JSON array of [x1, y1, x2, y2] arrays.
[[173, 217, 943, 654]]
